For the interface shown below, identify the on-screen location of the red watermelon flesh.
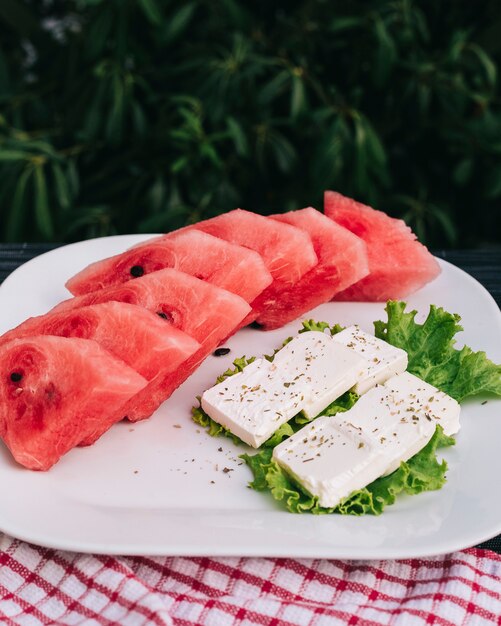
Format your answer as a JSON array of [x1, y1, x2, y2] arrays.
[[51, 268, 251, 423], [65, 230, 272, 305], [324, 191, 441, 301], [178, 209, 318, 324], [257, 208, 370, 329], [0, 301, 200, 381], [0, 335, 147, 470], [53, 268, 250, 346]]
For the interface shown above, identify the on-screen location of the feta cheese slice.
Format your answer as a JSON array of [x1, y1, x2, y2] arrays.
[[337, 385, 437, 476], [201, 332, 366, 448], [273, 419, 389, 508], [272, 385, 435, 508], [273, 333, 366, 419], [333, 325, 408, 394], [383, 371, 461, 435]]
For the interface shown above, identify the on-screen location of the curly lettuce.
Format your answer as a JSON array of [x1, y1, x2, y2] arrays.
[[374, 301, 501, 401]]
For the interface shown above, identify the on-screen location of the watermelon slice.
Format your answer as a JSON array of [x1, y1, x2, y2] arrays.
[[148, 209, 318, 325], [324, 191, 441, 301], [0, 301, 200, 381], [65, 230, 272, 306], [0, 335, 147, 470], [254, 207, 370, 329], [52, 268, 251, 423]]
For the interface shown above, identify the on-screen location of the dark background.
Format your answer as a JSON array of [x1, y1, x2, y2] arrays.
[[0, 0, 500, 247]]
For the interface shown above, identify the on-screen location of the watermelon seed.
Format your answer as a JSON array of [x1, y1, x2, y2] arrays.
[[249, 321, 262, 329], [130, 265, 144, 277], [157, 311, 172, 321], [213, 348, 231, 357], [10, 372, 22, 383]]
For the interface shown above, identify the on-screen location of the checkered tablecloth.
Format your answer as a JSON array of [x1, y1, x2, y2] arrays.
[[0, 535, 500, 625]]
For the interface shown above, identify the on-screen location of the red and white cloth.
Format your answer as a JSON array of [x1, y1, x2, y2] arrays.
[[0, 534, 499, 625]]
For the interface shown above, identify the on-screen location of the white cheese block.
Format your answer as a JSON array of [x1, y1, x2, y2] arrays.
[[272, 385, 436, 508], [273, 419, 389, 508], [272, 333, 366, 419], [383, 371, 461, 435], [201, 332, 366, 448], [337, 385, 437, 476], [333, 325, 408, 394]]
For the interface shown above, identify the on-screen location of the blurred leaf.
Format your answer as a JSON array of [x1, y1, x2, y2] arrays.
[[132, 101, 147, 136], [269, 130, 296, 174], [67, 160, 80, 198], [148, 176, 166, 211], [417, 83, 432, 116], [363, 116, 386, 167], [290, 73, 307, 119], [218, 0, 250, 28], [5, 167, 32, 241], [469, 44, 497, 89], [138, 205, 191, 232], [413, 7, 430, 43], [138, 0, 162, 26], [162, 3, 197, 44], [63, 205, 112, 238], [52, 163, 71, 210], [20, 140, 60, 159], [0, 150, 28, 161], [353, 114, 369, 190], [34, 165, 54, 239], [227, 117, 248, 156], [83, 77, 107, 139], [432, 206, 458, 244], [105, 73, 126, 144], [0, 47, 10, 97], [373, 16, 397, 87], [171, 155, 189, 173], [0, 0, 40, 38], [329, 16, 362, 33], [453, 158, 474, 186], [85, 5, 113, 60], [258, 71, 289, 105], [200, 142, 222, 167], [484, 166, 501, 198]]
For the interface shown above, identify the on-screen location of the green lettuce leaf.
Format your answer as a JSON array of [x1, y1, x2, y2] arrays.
[[215, 355, 256, 383], [298, 319, 344, 335], [191, 403, 242, 445], [374, 301, 501, 401], [241, 425, 455, 515]]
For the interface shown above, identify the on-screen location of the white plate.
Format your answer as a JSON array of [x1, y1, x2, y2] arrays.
[[0, 235, 500, 559]]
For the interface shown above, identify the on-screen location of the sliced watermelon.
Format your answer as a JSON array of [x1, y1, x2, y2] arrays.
[[0, 335, 147, 470], [182, 209, 318, 325], [52, 269, 251, 422], [0, 301, 200, 381], [65, 230, 272, 306], [255, 207, 370, 329], [324, 191, 441, 301], [54, 268, 250, 345]]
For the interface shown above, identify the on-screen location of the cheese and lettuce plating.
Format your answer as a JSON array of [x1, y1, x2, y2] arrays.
[[201, 333, 366, 447], [272, 380, 440, 509], [193, 301, 501, 515]]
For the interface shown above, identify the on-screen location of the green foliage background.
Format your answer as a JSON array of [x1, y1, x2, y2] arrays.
[[0, 0, 500, 246]]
